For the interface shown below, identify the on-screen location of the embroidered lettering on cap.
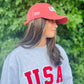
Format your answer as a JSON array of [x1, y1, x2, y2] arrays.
[[48, 7, 56, 12], [33, 12, 40, 16]]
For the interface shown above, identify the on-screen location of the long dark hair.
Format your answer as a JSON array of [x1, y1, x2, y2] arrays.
[[18, 18, 63, 67]]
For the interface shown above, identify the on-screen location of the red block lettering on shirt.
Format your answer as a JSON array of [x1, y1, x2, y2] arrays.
[[56, 65, 63, 83], [33, 69, 40, 84], [43, 66, 53, 84], [24, 65, 63, 84], [24, 71, 33, 84]]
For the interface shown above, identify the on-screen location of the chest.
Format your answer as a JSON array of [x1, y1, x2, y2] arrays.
[[24, 65, 63, 84], [18, 50, 63, 84]]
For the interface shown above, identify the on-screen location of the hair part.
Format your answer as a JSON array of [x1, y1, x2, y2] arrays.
[[18, 18, 63, 67]]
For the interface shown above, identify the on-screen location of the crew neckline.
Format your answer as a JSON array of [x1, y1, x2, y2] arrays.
[[19, 44, 47, 50], [35, 45, 47, 50]]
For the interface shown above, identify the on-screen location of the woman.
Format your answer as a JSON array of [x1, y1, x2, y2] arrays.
[[1, 3, 73, 84]]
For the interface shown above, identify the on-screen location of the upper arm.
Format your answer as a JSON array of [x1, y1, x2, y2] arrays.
[[56, 44, 73, 84], [1, 53, 19, 84]]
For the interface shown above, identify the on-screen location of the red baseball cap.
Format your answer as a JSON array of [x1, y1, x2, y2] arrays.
[[24, 3, 68, 25]]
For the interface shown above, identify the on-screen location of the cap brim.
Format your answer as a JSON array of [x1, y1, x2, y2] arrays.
[[55, 15, 68, 24], [44, 15, 68, 24]]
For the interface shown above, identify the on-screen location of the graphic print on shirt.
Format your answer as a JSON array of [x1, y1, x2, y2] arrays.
[[24, 65, 63, 84]]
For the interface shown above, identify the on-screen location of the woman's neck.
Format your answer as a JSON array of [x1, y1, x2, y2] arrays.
[[37, 36, 46, 47]]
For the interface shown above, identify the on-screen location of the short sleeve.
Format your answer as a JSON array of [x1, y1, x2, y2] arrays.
[[0, 52, 19, 84], [56, 44, 73, 84]]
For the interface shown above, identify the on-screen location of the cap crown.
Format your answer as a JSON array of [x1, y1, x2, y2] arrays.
[[27, 3, 57, 21], [24, 3, 68, 25]]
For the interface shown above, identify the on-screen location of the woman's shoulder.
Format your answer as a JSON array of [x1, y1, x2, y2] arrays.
[[56, 44, 65, 51], [9, 45, 32, 55], [4, 46, 30, 63], [56, 44, 67, 58], [9, 46, 26, 55]]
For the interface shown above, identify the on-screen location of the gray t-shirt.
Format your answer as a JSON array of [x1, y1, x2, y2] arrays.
[[0, 44, 73, 84]]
